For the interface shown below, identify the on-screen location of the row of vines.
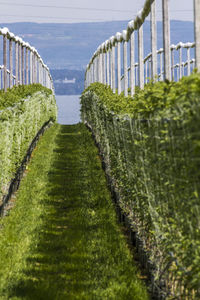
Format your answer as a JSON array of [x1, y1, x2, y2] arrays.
[[0, 85, 57, 205], [81, 72, 200, 299]]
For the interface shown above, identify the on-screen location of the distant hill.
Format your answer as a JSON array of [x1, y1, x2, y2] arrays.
[[0, 20, 194, 70]]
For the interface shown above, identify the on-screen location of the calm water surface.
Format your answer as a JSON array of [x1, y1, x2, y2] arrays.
[[55, 95, 81, 125]]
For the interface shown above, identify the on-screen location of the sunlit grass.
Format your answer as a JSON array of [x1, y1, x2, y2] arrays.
[[0, 123, 149, 299]]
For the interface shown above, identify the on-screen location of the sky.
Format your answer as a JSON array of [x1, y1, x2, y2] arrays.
[[0, 0, 194, 24]]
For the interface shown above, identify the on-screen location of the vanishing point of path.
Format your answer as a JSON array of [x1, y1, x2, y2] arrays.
[[0, 124, 149, 300]]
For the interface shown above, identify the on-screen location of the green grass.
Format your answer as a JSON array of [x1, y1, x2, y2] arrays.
[[0, 123, 149, 300]]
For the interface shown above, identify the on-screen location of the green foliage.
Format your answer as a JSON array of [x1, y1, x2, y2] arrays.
[[0, 85, 57, 203], [81, 73, 200, 297], [0, 84, 52, 110], [0, 124, 149, 300], [82, 72, 200, 118]]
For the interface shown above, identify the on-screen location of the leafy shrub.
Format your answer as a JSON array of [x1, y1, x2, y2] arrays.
[[81, 72, 200, 298], [0, 85, 57, 203], [0, 84, 52, 110]]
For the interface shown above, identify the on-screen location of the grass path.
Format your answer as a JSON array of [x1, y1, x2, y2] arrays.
[[0, 124, 149, 300]]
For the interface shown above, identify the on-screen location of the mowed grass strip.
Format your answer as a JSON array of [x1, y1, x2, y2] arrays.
[[0, 123, 149, 300]]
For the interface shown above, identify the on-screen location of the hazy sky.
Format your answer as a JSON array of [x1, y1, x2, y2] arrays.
[[0, 0, 194, 24]]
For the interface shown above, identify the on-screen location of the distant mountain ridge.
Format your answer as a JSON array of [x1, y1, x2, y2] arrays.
[[0, 20, 194, 70]]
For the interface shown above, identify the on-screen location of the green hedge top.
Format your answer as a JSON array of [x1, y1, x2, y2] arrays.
[[0, 84, 52, 110], [82, 72, 200, 120]]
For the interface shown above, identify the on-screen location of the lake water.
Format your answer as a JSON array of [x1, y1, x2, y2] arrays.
[[55, 95, 81, 125]]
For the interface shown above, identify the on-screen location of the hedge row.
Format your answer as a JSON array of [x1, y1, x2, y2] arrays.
[[0, 84, 52, 110], [81, 73, 200, 298], [0, 86, 57, 204]]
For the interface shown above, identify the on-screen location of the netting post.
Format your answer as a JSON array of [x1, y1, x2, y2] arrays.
[[187, 47, 191, 76], [117, 42, 121, 95], [107, 50, 110, 86], [123, 40, 128, 96], [151, 0, 157, 81], [194, 0, 200, 71], [9, 39, 13, 88], [30, 51, 32, 84], [162, 0, 171, 80], [102, 52, 105, 84], [96, 56, 99, 83], [112, 45, 116, 93], [179, 46, 183, 80], [15, 41, 19, 86], [99, 52, 103, 83], [138, 24, 144, 89], [19, 43, 22, 85], [130, 32, 135, 96], [110, 48, 113, 90], [3, 35, 7, 92], [22, 45, 25, 85], [26, 47, 29, 85]]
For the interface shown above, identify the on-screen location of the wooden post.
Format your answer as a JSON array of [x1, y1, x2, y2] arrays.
[[145, 62, 148, 83], [117, 42, 121, 95], [130, 32, 135, 96], [112, 45, 116, 92], [38, 61, 41, 84], [96, 56, 99, 82], [162, 0, 171, 80], [138, 25, 144, 89], [33, 54, 35, 83], [42, 65, 45, 86], [86, 69, 88, 87], [19, 43, 22, 85], [171, 48, 174, 80], [187, 47, 191, 76], [151, 0, 157, 80], [179, 46, 182, 80], [110, 48, 113, 89], [22, 46, 25, 85], [26, 48, 29, 84], [89, 67, 92, 85], [99, 53, 103, 83], [3, 36, 7, 92], [102, 52, 106, 84], [30, 51, 33, 84], [35, 56, 38, 83], [107, 50, 110, 85], [33, 53, 35, 83], [94, 58, 96, 82], [123, 40, 128, 96], [160, 52, 163, 80], [194, 0, 200, 71], [9, 39, 13, 88], [15, 42, 19, 86], [149, 58, 152, 81], [91, 63, 93, 84]]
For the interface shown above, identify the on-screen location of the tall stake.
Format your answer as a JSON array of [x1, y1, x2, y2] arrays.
[[151, 0, 157, 80], [3, 36, 7, 92], [123, 41, 128, 96], [194, 0, 200, 71], [117, 42, 121, 95], [9, 39, 13, 88], [26, 48, 29, 85], [19, 44, 22, 85], [15, 42, 19, 86], [162, 0, 171, 80], [138, 25, 144, 89], [130, 32, 135, 96], [112, 46, 116, 93]]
